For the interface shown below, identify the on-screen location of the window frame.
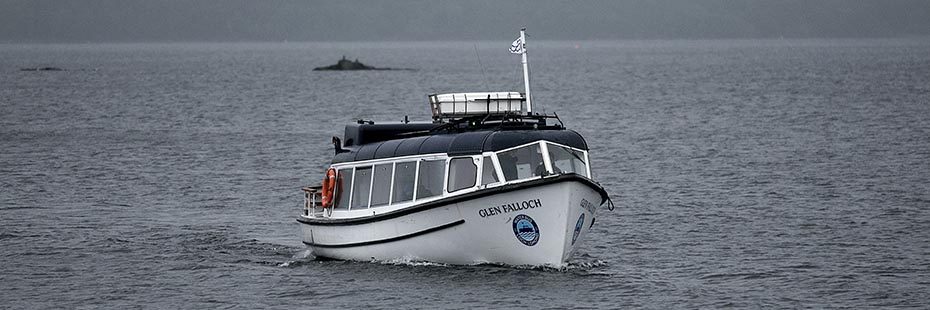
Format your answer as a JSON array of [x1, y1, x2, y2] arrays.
[[544, 141, 590, 177], [447, 156, 479, 193], [369, 162, 394, 208], [491, 141, 590, 182], [334, 167, 355, 210], [391, 160, 417, 205], [349, 165, 373, 210], [388, 162, 396, 205], [415, 157, 447, 201], [478, 154, 502, 188], [323, 141, 589, 213], [495, 141, 548, 182]]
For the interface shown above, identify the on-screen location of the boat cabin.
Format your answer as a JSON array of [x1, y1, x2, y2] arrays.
[[305, 92, 593, 218]]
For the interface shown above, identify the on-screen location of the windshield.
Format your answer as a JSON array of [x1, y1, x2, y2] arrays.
[[496, 143, 546, 182], [548, 144, 588, 177]]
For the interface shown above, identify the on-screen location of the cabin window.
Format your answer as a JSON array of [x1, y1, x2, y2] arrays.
[[334, 168, 353, 210], [447, 157, 477, 193], [370, 163, 393, 207], [548, 144, 588, 177], [351, 166, 372, 209], [416, 159, 446, 200], [392, 161, 416, 204], [497, 143, 546, 181], [480, 156, 499, 186]]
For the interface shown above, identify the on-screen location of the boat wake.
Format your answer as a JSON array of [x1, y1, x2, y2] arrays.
[[482, 259, 610, 272], [280, 248, 609, 272], [561, 259, 610, 271], [277, 249, 315, 267], [377, 257, 610, 272], [378, 257, 451, 267]]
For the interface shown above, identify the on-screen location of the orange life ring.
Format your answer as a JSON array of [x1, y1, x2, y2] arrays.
[[321, 167, 337, 207]]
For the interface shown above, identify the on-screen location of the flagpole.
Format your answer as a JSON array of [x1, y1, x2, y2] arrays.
[[520, 27, 532, 114]]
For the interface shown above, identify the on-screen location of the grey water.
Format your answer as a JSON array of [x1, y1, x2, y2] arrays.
[[1, 39, 929, 308]]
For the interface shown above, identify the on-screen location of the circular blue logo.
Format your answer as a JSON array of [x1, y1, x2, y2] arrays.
[[512, 214, 539, 246], [572, 214, 585, 245]]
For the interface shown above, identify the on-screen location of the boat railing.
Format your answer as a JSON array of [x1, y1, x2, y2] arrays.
[[301, 185, 329, 217]]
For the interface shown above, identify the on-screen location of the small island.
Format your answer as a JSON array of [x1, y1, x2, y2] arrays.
[[20, 67, 64, 72], [313, 56, 412, 71]]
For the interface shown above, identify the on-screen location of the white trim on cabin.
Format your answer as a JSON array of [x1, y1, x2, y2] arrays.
[[388, 162, 396, 205], [324, 140, 591, 218], [368, 165, 376, 209]]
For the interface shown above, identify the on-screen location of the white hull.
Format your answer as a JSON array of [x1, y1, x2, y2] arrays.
[[299, 178, 604, 267]]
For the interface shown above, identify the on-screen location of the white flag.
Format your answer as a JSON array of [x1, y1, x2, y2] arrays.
[[510, 37, 524, 54]]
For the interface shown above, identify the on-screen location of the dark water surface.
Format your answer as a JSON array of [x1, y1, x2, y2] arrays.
[[2, 39, 929, 308]]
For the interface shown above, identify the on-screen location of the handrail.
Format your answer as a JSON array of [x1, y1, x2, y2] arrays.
[[302, 185, 327, 217]]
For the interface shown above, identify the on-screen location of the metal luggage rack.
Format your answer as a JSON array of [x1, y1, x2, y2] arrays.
[[429, 92, 526, 122], [429, 111, 566, 134]]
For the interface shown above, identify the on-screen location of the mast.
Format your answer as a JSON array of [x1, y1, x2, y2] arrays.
[[519, 28, 532, 114]]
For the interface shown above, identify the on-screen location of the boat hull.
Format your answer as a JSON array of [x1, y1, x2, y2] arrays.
[[299, 175, 606, 267]]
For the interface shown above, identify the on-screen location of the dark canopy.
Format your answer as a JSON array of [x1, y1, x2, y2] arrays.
[[332, 128, 588, 164]]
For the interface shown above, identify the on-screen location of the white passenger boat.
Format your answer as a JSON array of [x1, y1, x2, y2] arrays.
[[298, 29, 611, 267]]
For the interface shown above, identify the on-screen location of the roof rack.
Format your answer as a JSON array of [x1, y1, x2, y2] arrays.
[[428, 112, 564, 134], [428, 92, 525, 122]]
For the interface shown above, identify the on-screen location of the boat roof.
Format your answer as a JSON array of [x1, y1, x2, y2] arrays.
[[332, 116, 588, 164]]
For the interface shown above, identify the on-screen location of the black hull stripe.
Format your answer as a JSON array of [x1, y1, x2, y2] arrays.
[[303, 219, 465, 248], [296, 173, 608, 226]]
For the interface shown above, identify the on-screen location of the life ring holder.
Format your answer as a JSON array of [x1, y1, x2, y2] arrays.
[[321, 167, 337, 208]]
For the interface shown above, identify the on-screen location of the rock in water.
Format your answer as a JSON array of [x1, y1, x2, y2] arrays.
[[20, 67, 64, 71], [313, 56, 378, 71]]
